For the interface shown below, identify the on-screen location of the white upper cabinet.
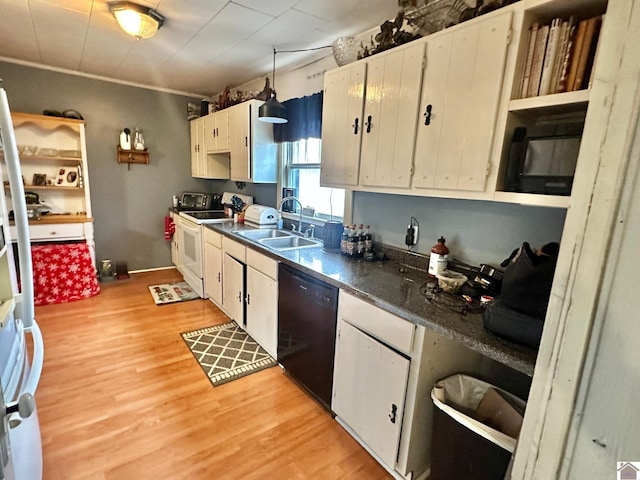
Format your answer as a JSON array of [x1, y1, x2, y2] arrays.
[[190, 116, 206, 178], [204, 109, 229, 153], [320, 62, 367, 187], [228, 99, 278, 184], [359, 42, 424, 188], [413, 11, 512, 192]]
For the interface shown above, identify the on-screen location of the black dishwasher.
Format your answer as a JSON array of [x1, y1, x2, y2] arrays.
[[278, 263, 338, 410]]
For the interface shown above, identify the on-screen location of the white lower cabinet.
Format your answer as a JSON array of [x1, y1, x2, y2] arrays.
[[333, 291, 482, 479], [246, 265, 278, 358], [333, 319, 410, 467], [222, 252, 244, 324], [216, 236, 278, 357], [204, 228, 223, 308]]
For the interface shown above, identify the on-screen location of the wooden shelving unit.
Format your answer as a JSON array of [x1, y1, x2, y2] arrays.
[[117, 146, 149, 168]]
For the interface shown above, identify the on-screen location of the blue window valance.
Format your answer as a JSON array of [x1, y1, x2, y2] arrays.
[[273, 91, 323, 143]]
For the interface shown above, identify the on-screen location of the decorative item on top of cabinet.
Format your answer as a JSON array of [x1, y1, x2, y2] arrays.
[[116, 146, 149, 170], [413, 10, 512, 192]]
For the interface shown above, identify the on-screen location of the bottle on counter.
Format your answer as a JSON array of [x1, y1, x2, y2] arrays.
[[364, 225, 373, 253], [346, 224, 357, 258], [340, 224, 349, 255], [428, 236, 450, 277], [356, 224, 365, 257]]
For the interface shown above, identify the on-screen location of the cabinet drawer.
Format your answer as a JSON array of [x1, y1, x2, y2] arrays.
[[16, 223, 85, 241], [222, 236, 246, 262], [246, 248, 278, 280], [204, 227, 222, 248], [338, 291, 415, 356]]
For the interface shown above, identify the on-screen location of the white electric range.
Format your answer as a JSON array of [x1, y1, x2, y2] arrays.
[[178, 192, 253, 297]]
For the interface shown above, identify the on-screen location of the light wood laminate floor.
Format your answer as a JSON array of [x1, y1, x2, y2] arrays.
[[34, 269, 391, 479]]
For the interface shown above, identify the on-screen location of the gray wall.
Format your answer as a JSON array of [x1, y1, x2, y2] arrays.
[[353, 192, 566, 266], [0, 61, 212, 270]]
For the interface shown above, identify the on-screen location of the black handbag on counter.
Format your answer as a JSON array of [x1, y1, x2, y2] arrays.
[[483, 300, 545, 348], [483, 242, 559, 348]]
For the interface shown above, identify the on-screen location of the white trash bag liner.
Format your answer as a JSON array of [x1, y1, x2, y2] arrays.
[[431, 374, 526, 453]]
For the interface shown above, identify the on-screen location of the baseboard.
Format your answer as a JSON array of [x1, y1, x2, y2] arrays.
[[129, 266, 178, 274]]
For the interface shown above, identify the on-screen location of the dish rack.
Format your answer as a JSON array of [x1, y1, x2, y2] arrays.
[[403, 0, 470, 35]]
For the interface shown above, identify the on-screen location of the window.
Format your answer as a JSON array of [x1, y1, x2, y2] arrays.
[[282, 138, 344, 221]]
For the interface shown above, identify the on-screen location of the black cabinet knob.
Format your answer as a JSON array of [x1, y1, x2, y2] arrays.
[[424, 104, 432, 126], [352, 118, 359, 135], [365, 115, 373, 133]]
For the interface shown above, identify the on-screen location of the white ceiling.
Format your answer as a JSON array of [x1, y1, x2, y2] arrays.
[[0, 0, 401, 97]]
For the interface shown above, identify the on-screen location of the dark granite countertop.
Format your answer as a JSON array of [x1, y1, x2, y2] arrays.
[[206, 222, 537, 376]]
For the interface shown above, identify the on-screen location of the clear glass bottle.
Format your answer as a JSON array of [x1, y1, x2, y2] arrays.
[[364, 225, 372, 253], [356, 223, 365, 257], [133, 127, 145, 151], [346, 224, 357, 258], [340, 224, 349, 255]]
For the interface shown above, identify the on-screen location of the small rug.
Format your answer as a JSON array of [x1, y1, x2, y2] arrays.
[[148, 282, 199, 305], [182, 321, 277, 386]]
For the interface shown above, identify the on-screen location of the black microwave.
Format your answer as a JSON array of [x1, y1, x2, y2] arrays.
[[504, 121, 584, 196]]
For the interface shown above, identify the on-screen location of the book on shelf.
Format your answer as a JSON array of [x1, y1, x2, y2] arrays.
[[521, 13, 603, 97], [564, 19, 588, 93], [527, 24, 549, 98], [574, 15, 602, 91], [520, 22, 540, 98], [538, 18, 562, 96], [556, 19, 578, 94], [550, 18, 571, 93], [587, 14, 605, 89]]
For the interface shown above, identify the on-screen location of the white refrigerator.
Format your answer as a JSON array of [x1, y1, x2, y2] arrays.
[[0, 86, 45, 480]]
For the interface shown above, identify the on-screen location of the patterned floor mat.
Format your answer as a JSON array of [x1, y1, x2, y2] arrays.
[[181, 321, 277, 386]]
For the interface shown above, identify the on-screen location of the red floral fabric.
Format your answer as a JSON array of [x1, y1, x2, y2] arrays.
[[31, 243, 100, 306]]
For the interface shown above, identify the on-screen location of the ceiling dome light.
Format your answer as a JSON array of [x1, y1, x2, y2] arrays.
[[109, 2, 165, 41]]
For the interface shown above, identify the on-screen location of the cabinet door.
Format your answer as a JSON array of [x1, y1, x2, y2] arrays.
[[360, 43, 424, 188], [204, 110, 230, 153], [215, 109, 229, 152], [246, 266, 278, 358], [320, 62, 366, 187], [171, 217, 181, 269], [333, 319, 410, 468], [203, 113, 216, 153], [223, 253, 244, 325], [204, 242, 223, 307], [190, 117, 206, 177], [414, 12, 511, 191], [229, 103, 251, 182]]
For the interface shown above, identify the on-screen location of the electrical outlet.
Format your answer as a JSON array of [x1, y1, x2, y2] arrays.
[[405, 225, 418, 246]]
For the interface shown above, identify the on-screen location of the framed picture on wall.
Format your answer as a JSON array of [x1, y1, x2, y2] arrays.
[[32, 173, 46, 186]]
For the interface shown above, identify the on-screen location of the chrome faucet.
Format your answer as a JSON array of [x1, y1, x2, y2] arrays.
[[278, 196, 303, 233]]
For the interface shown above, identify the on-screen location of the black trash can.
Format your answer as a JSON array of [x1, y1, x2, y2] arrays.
[[430, 374, 526, 480]]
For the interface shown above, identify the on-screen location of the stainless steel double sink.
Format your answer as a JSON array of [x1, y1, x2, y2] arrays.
[[233, 228, 322, 251]]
